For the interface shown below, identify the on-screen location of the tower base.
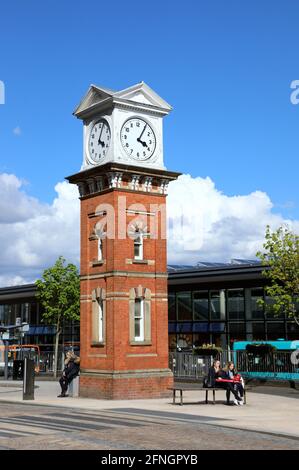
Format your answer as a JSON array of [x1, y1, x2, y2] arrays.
[[79, 369, 173, 400]]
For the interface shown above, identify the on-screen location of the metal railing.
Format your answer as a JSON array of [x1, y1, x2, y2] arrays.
[[169, 350, 299, 381], [169, 352, 213, 379], [234, 351, 299, 374]]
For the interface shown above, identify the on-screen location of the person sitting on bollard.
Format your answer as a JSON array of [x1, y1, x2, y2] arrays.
[[58, 350, 80, 398]]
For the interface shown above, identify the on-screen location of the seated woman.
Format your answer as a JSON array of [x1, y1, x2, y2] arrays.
[[58, 350, 80, 397], [206, 360, 222, 387], [220, 361, 245, 406]]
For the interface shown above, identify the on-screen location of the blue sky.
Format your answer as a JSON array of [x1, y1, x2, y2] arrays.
[[0, 0, 298, 216]]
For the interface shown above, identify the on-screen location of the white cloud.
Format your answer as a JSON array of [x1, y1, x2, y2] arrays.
[[0, 172, 298, 287], [0, 275, 29, 287], [0, 173, 46, 223], [167, 174, 299, 264], [0, 174, 80, 287], [13, 126, 22, 136]]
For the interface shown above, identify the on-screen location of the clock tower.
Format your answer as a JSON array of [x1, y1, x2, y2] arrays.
[[66, 82, 180, 399]]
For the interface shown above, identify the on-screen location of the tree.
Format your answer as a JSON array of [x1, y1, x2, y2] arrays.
[[35, 257, 80, 377], [256, 225, 299, 325]]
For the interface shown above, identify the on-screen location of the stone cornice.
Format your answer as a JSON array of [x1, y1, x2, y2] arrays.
[[66, 162, 181, 198], [66, 162, 180, 183]]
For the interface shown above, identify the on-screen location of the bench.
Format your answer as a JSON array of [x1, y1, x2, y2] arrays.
[[169, 385, 247, 406]]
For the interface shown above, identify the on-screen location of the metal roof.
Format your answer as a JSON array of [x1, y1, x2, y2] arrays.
[[167, 259, 263, 274]]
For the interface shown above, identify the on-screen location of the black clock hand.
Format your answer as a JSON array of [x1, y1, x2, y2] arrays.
[[98, 124, 105, 147], [138, 124, 147, 141], [137, 124, 148, 147], [137, 125, 148, 147]]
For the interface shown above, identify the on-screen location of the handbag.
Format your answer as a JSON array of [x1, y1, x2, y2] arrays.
[[203, 376, 208, 388], [203, 375, 213, 388]]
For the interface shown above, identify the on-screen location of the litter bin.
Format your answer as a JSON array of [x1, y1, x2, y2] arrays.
[[13, 360, 24, 380]]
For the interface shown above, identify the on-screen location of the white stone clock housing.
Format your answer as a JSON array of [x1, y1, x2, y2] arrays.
[[73, 81, 172, 171]]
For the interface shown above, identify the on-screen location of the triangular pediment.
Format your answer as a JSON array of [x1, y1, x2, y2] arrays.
[[73, 81, 171, 118], [73, 85, 115, 116], [115, 82, 172, 111]]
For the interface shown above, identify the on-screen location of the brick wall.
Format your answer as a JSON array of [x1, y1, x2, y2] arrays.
[[79, 373, 173, 400], [79, 185, 173, 398]]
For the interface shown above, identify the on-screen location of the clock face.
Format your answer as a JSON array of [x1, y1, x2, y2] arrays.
[[120, 118, 156, 161], [88, 119, 111, 163]]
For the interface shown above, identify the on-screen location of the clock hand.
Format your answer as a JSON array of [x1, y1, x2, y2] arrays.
[[98, 124, 105, 147], [137, 124, 147, 141], [137, 139, 148, 148], [137, 125, 148, 148]]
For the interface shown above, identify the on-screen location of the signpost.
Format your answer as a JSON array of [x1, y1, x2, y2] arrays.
[[0, 322, 29, 380]]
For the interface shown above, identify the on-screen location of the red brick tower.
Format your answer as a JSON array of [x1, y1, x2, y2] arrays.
[[66, 82, 180, 399]]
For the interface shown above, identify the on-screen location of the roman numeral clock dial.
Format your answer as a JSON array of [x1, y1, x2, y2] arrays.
[[88, 119, 111, 164], [120, 118, 156, 161]]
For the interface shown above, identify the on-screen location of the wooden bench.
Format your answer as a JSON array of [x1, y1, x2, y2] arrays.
[[169, 385, 247, 406]]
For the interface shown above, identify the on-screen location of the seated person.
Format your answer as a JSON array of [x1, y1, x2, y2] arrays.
[[219, 361, 245, 406], [58, 350, 80, 397], [206, 360, 222, 387]]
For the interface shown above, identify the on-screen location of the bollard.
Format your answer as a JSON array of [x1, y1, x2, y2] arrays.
[[23, 357, 35, 400], [68, 375, 79, 397], [4, 341, 9, 380]]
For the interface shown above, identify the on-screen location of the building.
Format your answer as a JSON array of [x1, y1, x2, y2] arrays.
[[0, 261, 298, 366], [0, 283, 79, 372], [168, 260, 299, 351]]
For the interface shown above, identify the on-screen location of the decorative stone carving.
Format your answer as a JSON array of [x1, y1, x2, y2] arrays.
[[129, 175, 140, 191], [94, 176, 104, 192], [107, 172, 122, 188], [159, 179, 169, 194], [77, 181, 87, 197], [143, 176, 153, 192], [128, 221, 149, 239], [86, 178, 96, 194]]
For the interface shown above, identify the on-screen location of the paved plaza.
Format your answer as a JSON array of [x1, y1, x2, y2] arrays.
[[0, 380, 298, 449]]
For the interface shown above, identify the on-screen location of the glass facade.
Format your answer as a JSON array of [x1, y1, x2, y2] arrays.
[[287, 322, 299, 340], [251, 322, 265, 339], [0, 297, 79, 365], [1, 268, 299, 362], [227, 289, 245, 320], [210, 290, 225, 320], [177, 292, 192, 321], [193, 291, 209, 321], [251, 288, 264, 320], [168, 285, 298, 351]]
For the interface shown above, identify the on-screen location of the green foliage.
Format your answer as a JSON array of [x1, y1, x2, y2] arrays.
[[35, 256, 80, 328], [256, 226, 299, 324], [193, 343, 222, 357], [246, 343, 277, 355]]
